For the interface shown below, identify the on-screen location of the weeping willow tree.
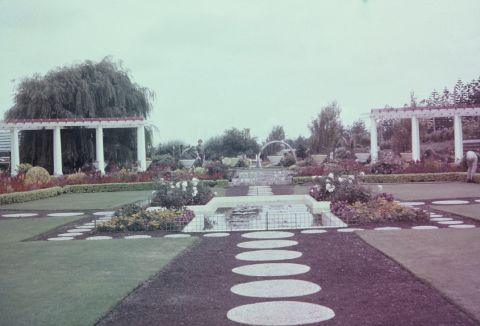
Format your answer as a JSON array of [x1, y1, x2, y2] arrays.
[[5, 58, 154, 173]]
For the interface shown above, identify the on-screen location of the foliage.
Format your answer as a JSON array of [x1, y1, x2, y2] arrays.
[[264, 125, 286, 156], [24, 166, 51, 185], [0, 187, 63, 205], [63, 182, 155, 193], [297, 165, 325, 177], [151, 178, 212, 209], [5, 58, 154, 173], [280, 153, 296, 167], [235, 158, 251, 168], [204, 161, 230, 179], [97, 206, 195, 232], [17, 163, 33, 175], [149, 154, 180, 171], [309, 102, 343, 154], [309, 173, 370, 204], [332, 197, 429, 224], [155, 140, 187, 160]]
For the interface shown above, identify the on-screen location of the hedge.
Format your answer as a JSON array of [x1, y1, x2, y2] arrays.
[[293, 172, 475, 185], [0, 187, 63, 205], [0, 179, 230, 206], [63, 182, 155, 193]]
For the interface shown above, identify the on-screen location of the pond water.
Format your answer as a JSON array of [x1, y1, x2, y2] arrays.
[[203, 204, 322, 232]]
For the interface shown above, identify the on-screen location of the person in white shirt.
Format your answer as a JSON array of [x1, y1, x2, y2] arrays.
[[465, 150, 479, 183]]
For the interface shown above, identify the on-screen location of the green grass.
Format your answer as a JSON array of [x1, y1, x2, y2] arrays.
[[1, 190, 153, 210], [0, 217, 196, 326]]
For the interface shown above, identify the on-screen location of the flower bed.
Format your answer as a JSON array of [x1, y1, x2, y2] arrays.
[[151, 178, 212, 208], [97, 204, 194, 232]]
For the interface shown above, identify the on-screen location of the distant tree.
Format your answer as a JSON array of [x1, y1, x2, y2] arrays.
[[309, 102, 343, 155], [263, 125, 286, 156], [204, 128, 259, 159], [5, 58, 154, 172], [346, 120, 369, 149], [204, 136, 224, 161], [155, 140, 187, 160]]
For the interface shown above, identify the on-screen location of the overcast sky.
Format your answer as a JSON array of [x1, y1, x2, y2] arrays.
[[0, 0, 479, 144]]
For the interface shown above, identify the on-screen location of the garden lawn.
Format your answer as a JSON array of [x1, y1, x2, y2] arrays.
[[0, 217, 196, 326], [1, 190, 153, 210]]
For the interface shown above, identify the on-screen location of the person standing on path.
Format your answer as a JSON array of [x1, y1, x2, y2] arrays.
[[465, 150, 479, 183]]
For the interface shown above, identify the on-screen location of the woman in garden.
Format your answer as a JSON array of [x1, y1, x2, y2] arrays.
[[465, 150, 479, 183]]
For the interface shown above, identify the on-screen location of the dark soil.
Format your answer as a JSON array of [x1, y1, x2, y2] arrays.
[[97, 232, 478, 326]]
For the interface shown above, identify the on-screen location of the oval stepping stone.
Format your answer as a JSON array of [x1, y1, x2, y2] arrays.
[[164, 234, 191, 238], [475, 199, 480, 203], [401, 201, 425, 206], [48, 237, 74, 241], [203, 233, 230, 237], [242, 231, 294, 239], [412, 225, 439, 230], [232, 263, 310, 277], [337, 228, 364, 233], [431, 217, 452, 221], [93, 211, 115, 216], [448, 224, 476, 229], [66, 229, 86, 233], [72, 228, 92, 232], [430, 214, 443, 217], [237, 240, 298, 249], [301, 229, 327, 234], [231, 279, 321, 298], [125, 235, 152, 239], [374, 227, 402, 231], [47, 212, 84, 217], [2, 213, 38, 218], [58, 232, 83, 237], [76, 225, 94, 229], [227, 301, 335, 325], [86, 236, 112, 240], [431, 200, 469, 205], [236, 250, 302, 262], [83, 223, 95, 226], [437, 221, 464, 225]]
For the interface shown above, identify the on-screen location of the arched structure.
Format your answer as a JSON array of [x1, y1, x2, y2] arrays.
[[369, 105, 480, 163], [258, 140, 297, 164]]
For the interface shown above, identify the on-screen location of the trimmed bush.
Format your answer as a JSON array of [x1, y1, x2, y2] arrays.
[[294, 172, 474, 184], [25, 166, 51, 185], [0, 187, 63, 205], [63, 182, 155, 193]]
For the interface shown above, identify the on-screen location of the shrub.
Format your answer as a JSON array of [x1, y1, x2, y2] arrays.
[[297, 165, 325, 177], [0, 187, 63, 205], [235, 158, 251, 168], [24, 166, 51, 185], [98, 206, 195, 232], [151, 178, 212, 208], [16, 163, 33, 175], [65, 172, 87, 184], [63, 182, 155, 193], [149, 154, 180, 171], [309, 173, 370, 204], [280, 154, 296, 167], [332, 197, 429, 224]]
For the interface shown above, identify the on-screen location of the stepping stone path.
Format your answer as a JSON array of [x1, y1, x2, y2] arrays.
[[337, 228, 364, 233], [247, 185, 274, 196], [125, 235, 152, 239], [412, 225, 439, 230], [430, 214, 443, 218], [374, 227, 402, 231], [203, 233, 230, 237], [401, 201, 425, 206], [86, 236, 112, 240], [431, 217, 453, 222], [448, 224, 476, 229], [301, 229, 328, 234], [437, 221, 464, 225], [228, 230, 335, 324], [431, 200, 469, 205], [47, 212, 84, 217], [164, 234, 191, 238], [237, 240, 298, 249], [58, 232, 83, 237], [2, 213, 38, 218]]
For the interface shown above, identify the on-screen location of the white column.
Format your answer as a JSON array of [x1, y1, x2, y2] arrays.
[[136, 125, 146, 172], [95, 127, 105, 174], [454, 114, 463, 162], [10, 129, 20, 176], [53, 127, 63, 176], [370, 117, 378, 163], [411, 116, 421, 162]]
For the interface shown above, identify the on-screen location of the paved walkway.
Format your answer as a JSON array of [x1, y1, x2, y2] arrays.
[[98, 231, 477, 325], [360, 228, 480, 322]]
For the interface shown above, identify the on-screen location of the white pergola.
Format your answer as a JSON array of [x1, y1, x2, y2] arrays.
[[0, 117, 147, 176], [369, 105, 480, 163]]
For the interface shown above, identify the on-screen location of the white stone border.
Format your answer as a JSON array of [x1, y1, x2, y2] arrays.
[[149, 195, 347, 233]]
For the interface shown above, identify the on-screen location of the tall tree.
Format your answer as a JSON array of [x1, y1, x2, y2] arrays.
[[263, 125, 286, 156], [5, 58, 154, 172], [309, 102, 343, 154]]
